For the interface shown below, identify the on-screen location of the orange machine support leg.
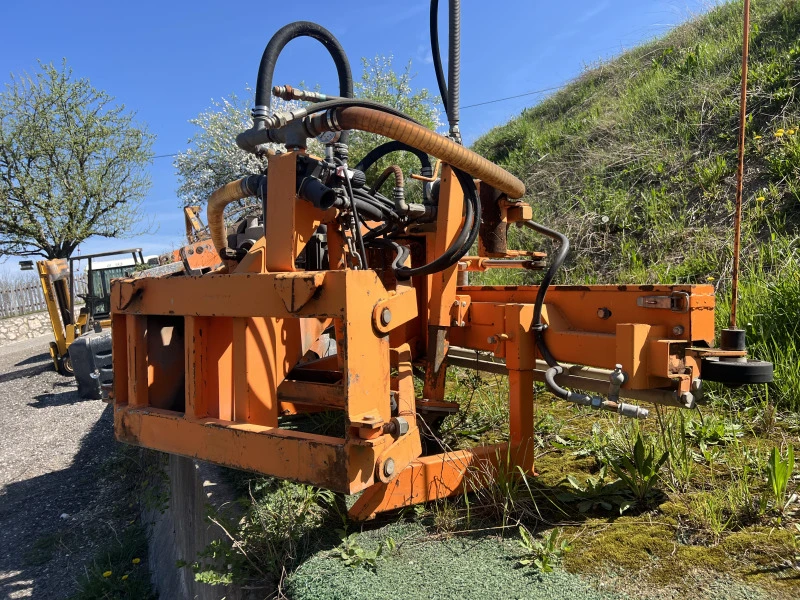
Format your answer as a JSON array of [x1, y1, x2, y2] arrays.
[[505, 304, 536, 472], [423, 165, 464, 402], [349, 304, 538, 520]]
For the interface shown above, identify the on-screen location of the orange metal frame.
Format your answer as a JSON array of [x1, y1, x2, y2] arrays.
[[112, 154, 717, 519]]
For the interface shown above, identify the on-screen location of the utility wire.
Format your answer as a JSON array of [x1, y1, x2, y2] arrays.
[[151, 84, 569, 158], [461, 84, 566, 109]]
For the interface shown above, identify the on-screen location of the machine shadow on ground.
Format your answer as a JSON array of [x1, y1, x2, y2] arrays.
[[0, 405, 115, 600]]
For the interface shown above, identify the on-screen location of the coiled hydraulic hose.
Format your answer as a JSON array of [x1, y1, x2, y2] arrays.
[[370, 165, 404, 195], [207, 175, 267, 257], [447, 0, 461, 135], [394, 167, 479, 279], [370, 165, 407, 214], [355, 141, 431, 175], [307, 106, 525, 198], [251, 21, 353, 144]]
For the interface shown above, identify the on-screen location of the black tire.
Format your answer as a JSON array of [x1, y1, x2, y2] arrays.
[[57, 354, 74, 377]]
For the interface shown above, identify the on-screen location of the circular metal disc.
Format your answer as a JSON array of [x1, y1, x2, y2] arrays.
[[700, 357, 774, 385]]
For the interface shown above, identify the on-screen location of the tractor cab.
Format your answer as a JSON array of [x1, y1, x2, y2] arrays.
[[37, 248, 145, 375]]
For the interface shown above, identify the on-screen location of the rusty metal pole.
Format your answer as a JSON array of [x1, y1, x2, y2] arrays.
[[730, 0, 751, 329]]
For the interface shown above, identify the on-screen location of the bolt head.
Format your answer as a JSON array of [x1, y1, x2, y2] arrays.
[[380, 308, 392, 326], [672, 325, 685, 337], [383, 458, 395, 477], [392, 417, 410, 436], [597, 307, 611, 319]]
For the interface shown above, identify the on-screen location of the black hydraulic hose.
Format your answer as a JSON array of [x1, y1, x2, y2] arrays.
[[448, 0, 461, 133], [430, 0, 449, 113], [254, 21, 353, 143], [524, 219, 570, 369], [334, 157, 368, 269], [355, 141, 431, 174], [354, 189, 398, 219], [394, 167, 479, 278], [303, 98, 422, 124]]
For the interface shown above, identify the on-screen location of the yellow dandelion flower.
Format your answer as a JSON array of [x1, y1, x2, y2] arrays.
[[754, 135, 762, 139], [706, 276, 715, 282], [132, 558, 141, 565], [788, 129, 797, 135], [756, 196, 765, 202], [776, 128, 785, 134], [775, 131, 784, 137], [102, 571, 113, 578], [121, 575, 129, 581]]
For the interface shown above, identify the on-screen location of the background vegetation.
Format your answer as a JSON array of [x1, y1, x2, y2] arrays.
[[474, 0, 800, 410], [0, 61, 154, 259]]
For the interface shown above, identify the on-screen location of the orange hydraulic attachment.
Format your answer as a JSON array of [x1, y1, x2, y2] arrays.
[[112, 155, 720, 520]]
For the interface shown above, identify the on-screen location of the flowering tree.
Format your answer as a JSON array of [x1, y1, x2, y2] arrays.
[[174, 56, 441, 210], [349, 56, 442, 184]]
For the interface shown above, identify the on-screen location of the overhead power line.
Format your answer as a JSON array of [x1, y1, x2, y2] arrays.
[[151, 84, 569, 158], [461, 84, 566, 109]]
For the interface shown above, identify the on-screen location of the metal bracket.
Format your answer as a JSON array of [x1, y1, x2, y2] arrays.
[[179, 247, 205, 277], [637, 291, 690, 313], [450, 294, 471, 327]]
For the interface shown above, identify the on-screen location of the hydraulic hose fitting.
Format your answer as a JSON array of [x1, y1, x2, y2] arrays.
[[393, 187, 408, 214], [608, 364, 626, 403], [615, 402, 650, 419]]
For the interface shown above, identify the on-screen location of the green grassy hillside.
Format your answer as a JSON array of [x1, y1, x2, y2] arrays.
[[475, 0, 800, 409]]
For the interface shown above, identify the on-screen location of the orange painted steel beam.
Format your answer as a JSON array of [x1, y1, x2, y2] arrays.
[[348, 443, 535, 520], [116, 406, 353, 492]]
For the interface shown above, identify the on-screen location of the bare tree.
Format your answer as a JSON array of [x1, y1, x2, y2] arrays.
[[0, 61, 155, 259]]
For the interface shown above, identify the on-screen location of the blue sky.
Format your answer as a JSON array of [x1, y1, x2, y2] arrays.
[[0, 0, 722, 271]]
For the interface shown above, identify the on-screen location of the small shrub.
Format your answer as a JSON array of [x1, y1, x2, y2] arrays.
[[685, 413, 743, 450], [556, 466, 633, 514], [517, 527, 571, 573], [761, 444, 796, 516], [607, 434, 668, 506], [337, 532, 395, 570]]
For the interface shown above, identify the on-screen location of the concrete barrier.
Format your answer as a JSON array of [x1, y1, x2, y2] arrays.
[[144, 455, 264, 600]]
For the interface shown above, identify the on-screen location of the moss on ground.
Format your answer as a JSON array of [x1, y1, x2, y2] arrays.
[[286, 528, 623, 600]]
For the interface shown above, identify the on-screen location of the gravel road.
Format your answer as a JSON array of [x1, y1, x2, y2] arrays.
[[0, 335, 116, 599]]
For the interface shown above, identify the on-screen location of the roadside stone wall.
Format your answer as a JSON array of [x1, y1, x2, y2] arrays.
[[0, 311, 53, 346]]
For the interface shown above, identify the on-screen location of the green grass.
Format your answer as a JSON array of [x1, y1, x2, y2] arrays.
[[69, 524, 153, 600], [474, 0, 800, 409]]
